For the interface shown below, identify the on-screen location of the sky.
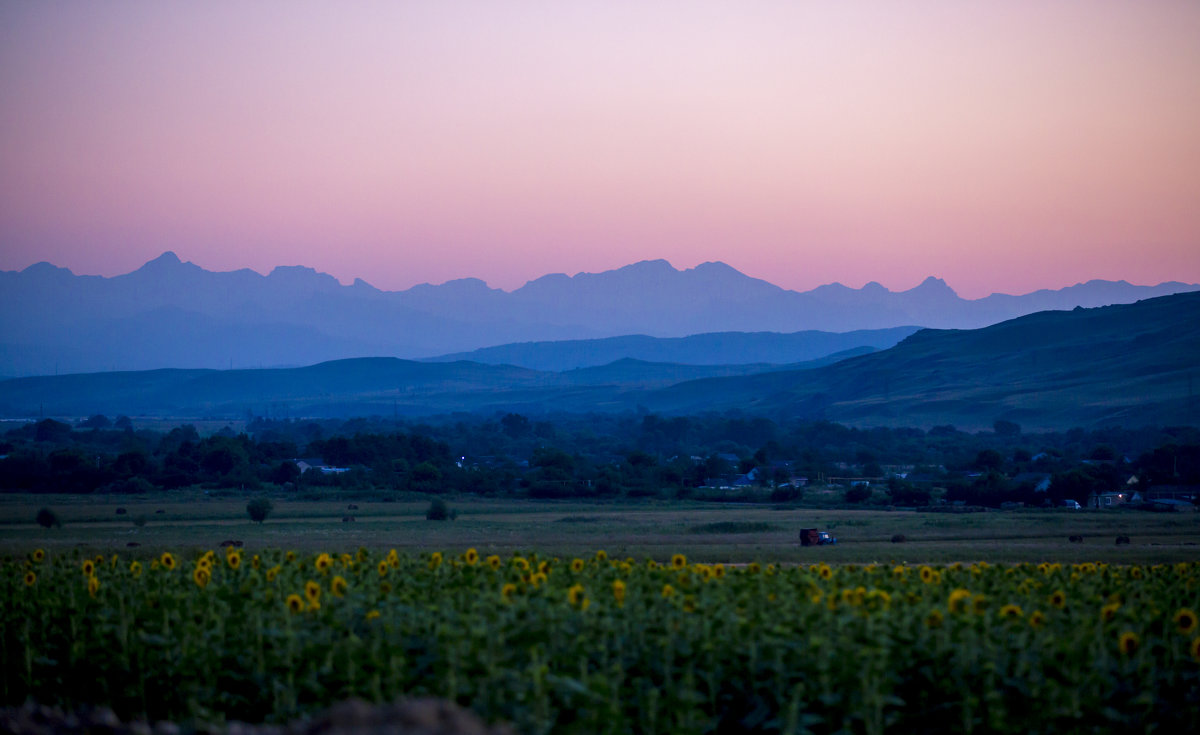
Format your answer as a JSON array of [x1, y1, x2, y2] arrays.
[[1, 1, 1198, 299]]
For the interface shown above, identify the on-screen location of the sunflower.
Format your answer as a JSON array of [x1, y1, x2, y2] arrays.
[[1029, 610, 1046, 629], [661, 583, 675, 598], [315, 553, 333, 574], [365, 609, 381, 621], [1118, 631, 1140, 656], [1173, 608, 1198, 635], [196, 557, 211, 573], [919, 566, 934, 583], [513, 557, 530, 572], [82, 559, 95, 577], [487, 555, 502, 571], [266, 566, 280, 583], [570, 558, 585, 573], [429, 551, 443, 570], [1129, 566, 1143, 580], [999, 604, 1024, 620], [810, 589, 824, 605], [538, 560, 550, 575], [32, 549, 45, 563], [612, 579, 626, 607], [501, 583, 517, 603], [129, 561, 142, 578], [377, 561, 389, 577], [1101, 602, 1121, 623], [331, 575, 348, 598], [1048, 590, 1067, 609], [713, 564, 726, 579], [305, 580, 321, 603], [226, 552, 242, 570], [160, 552, 176, 571], [286, 594, 304, 613], [567, 583, 588, 610], [464, 548, 479, 566], [23, 571, 36, 587], [948, 588, 971, 614], [595, 550, 608, 562], [671, 554, 687, 570], [387, 549, 400, 568], [87, 575, 100, 598], [531, 572, 548, 587], [193, 567, 210, 589], [285, 551, 296, 563], [251, 555, 261, 570], [747, 562, 762, 575], [1190, 636, 1200, 664], [818, 564, 833, 580], [683, 596, 697, 614], [892, 565, 907, 578], [925, 609, 944, 629]]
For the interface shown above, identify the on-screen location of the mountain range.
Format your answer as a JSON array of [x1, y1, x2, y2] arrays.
[[2, 291, 1197, 431], [1, 252, 1195, 377]]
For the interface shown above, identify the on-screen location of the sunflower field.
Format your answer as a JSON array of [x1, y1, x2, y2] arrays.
[[3, 548, 1200, 734]]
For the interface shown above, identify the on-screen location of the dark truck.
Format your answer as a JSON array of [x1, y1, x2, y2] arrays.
[[799, 528, 838, 546]]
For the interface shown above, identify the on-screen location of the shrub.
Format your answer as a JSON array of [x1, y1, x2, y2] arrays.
[[246, 497, 274, 524], [845, 485, 872, 504], [426, 498, 450, 521], [35, 507, 61, 529]]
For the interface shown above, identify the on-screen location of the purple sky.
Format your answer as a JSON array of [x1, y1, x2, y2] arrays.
[[2, 1, 1198, 298]]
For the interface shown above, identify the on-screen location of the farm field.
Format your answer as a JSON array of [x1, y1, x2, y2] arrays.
[[2, 493, 1199, 565], [4, 544, 1200, 734]]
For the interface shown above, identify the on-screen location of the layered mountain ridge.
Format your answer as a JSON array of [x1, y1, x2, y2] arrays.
[[2, 251, 1195, 376]]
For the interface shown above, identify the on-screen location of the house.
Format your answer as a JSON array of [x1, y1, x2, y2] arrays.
[[1088, 491, 1140, 509], [293, 458, 350, 475]]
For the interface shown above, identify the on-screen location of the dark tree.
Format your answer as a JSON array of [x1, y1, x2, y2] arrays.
[[35, 507, 61, 529], [426, 498, 450, 521], [246, 497, 273, 524]]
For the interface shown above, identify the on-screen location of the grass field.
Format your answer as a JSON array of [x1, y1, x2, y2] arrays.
[[3, 493, 1198, 565]]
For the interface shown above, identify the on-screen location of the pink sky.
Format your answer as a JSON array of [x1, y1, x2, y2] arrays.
[[1, 1, 1198, 298]]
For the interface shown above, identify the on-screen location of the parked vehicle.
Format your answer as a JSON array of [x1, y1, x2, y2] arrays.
[[1060, 499, 1082, 509], [800, 528, 838, 546]]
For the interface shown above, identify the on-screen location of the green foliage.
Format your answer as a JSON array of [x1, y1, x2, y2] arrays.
[[688, 521, 778, 534], [245, 497, 273, 524], [844, 485, 873, 503], [4, 550, 1199, 733]]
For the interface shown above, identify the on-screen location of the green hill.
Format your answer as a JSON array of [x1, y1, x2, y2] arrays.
[[645, 292, 1200, 430]]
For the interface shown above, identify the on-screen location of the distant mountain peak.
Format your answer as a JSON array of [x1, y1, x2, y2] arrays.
[[909, 276, 957, 296]]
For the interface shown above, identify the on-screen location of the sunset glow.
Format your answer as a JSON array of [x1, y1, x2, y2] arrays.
[[1, 1, 1198, 297]]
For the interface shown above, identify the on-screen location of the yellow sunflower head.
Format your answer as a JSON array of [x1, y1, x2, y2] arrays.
[[925, 609, 944, 629], [567, 583, 589, 610], [378, 561, 389, 577], [315, 553, 333, 574], [464, 548, 479, 566], [1118, 631, 1140, 656], [226, 552, 242, 570], [1048, 590, 1067, 609], [130, 561, 143, 578], [87, 575, 100, 598], [304, 580, 321, 602], [661, 583, 675, 598], [612, 579, 627, 607], [999, 604, 1023, 620], [160, 552, 176, 571], [594, 550, 608, 563], [23, 571, 36, 587], [570, 558, 585, 573], [1173, 608, 1198, 635], [671, 554, 687, 570], [331, 575, 348, 598], [286, 594, 304, 613], [948, 588, 971, 614], [193, 567, 210, 589], [82, 559, 95, 577], [747, 562, 762, 575], [32, 549, 45, 563], [487, 555, 502, 571], [501, 583, 517, 603], [1029, 610, 1046, 629]]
